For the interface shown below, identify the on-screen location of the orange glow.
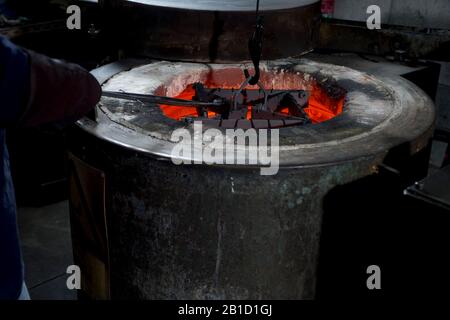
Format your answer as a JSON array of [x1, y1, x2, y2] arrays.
[[159, 83, 345, 124], [304, 86, 345, 123], [159, 85, 200, 120]]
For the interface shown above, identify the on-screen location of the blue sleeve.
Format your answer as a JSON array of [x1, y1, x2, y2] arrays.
[[0, 35, 30, 127]]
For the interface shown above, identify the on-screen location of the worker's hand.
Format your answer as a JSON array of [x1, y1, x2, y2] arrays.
[[19, 49, 101, 127]]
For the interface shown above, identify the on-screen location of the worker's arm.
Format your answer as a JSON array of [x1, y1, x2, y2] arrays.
[[0, 36, 29, 127], [0, 35, 101, 128]]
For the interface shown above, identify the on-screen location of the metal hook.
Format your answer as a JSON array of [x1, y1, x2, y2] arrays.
[[232, 75, 268, 112], [247, 1, 264, 86]]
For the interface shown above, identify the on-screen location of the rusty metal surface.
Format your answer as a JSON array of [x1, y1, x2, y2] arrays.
[[67, 153, 110, 300], [119, 1, 321, 62]]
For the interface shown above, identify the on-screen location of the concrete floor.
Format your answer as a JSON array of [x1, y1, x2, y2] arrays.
[[17, 201, 76, 300]]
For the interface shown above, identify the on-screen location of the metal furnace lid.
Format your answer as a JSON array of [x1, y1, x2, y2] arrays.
[[126, 0, 320, 11]]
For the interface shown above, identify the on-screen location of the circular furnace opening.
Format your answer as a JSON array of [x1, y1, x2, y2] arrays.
[[94, 59, 434, 166], [156, 67, 347, 128]]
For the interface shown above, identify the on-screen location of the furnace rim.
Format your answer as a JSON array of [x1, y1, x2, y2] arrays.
[[79, 59, 435, 167]]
